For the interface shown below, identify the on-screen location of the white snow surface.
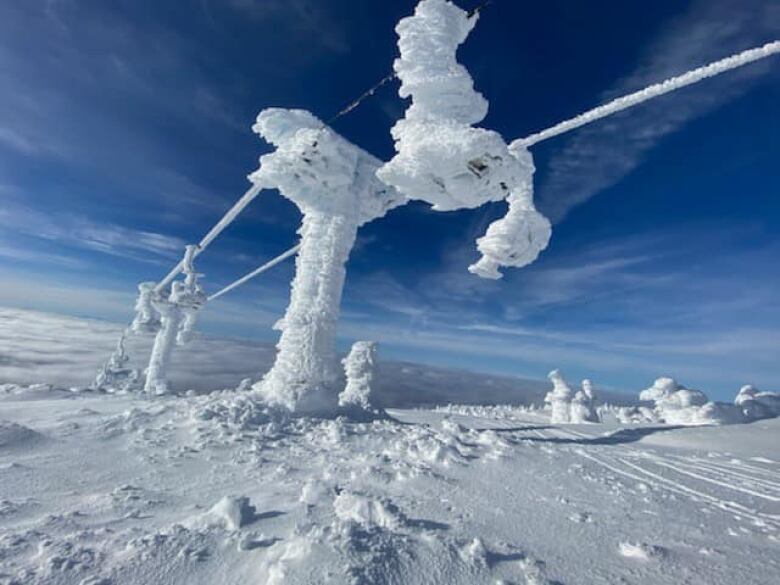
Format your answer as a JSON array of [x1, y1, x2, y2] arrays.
[[0, 388, 778, 584]]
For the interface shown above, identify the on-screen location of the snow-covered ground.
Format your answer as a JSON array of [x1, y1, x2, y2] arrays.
[[2, 307, 779, 584], [1, 388, 778, 584]]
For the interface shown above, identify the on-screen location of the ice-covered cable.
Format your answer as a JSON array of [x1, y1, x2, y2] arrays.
[[155, 182, 265, 292], [512, 40, 780, 149], [207, 244, 301, 302]]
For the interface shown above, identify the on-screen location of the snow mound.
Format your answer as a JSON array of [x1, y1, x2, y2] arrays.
[[0, 420, 44, 450], [194, 392, 277, 431], [618, 541, 664, 562], [201, 496, 257, 531], [333, 491, 404, 530], [458, 537, 488, 567]]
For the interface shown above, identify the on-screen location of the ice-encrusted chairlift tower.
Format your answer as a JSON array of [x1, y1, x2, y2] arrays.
[[96, 0, 779, 411], [246, 110, 404, 410]]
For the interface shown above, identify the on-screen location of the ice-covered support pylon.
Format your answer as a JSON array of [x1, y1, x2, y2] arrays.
[[143, 288, 181, 395], [92, 330, 141, 393], [339, 341, 378, 412], [545, 369, 573, 424], [377, 0, 551, 277], [143, 246, 207, 395], [249, 109, 404, 412], [175, 245, 206, 345]]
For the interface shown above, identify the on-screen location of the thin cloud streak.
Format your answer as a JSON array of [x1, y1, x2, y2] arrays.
[[536, 0, 780, 222]]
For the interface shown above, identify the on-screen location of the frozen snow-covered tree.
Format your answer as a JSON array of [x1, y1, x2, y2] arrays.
[[339, 341, 378, 412], [570, 378, 598, 423], [545, 369, 572, 423], [249, 109, 404, 412], [638, 377, 681, 403], [735, 385, 780, 421], [377, 0, 551, 279]]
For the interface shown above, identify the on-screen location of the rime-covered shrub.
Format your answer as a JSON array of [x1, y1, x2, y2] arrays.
[[545, 369, 572, 423], [339, 341, 378, 412]]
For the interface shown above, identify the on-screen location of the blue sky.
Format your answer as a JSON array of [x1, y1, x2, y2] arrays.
[[0, 0, 778, 399]]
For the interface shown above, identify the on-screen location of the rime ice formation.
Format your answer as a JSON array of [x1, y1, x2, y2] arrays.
[[143, 291, 182, 396], [638, 377, 680, 403], [545, 369, 573, 423], [174, 245, 205, 346], [468, 147, 552, 279], [638, 377, 713, 425], [143, 246, 206, 395], [735, 385, 780, 421], [570, 378, 599, 423], [339, 341, 378, 412], [92, 331, 140, 393], [131, 282, 162, 334], [377, 0, 550, 278], [249, 109, 404, 412], [635, 377, 753, 426], [512, 41, 780, 149]]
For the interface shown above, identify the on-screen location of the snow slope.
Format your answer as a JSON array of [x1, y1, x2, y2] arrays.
[[1, 388, 778, 584]]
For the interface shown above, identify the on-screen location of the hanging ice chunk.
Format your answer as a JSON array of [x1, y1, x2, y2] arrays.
[[339, 341, 378, 412], [468, 147, 551, 279], [249, 108, 404, 412], [377, 0, 551, 277]]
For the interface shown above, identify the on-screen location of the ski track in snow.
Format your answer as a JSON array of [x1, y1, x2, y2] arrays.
[[439, 413, 780, 534], [512, 422, 780, 530]]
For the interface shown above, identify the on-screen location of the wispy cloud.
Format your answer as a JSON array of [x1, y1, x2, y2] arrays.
[[536, 0, 780, 222], [0, 201, 185, 264], [224, 0, 350, 54]]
